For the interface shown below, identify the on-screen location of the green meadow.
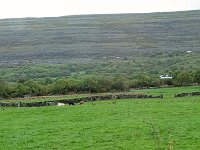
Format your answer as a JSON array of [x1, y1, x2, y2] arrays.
[[1, 86, 200, 149], [1, 10, 200, 150]]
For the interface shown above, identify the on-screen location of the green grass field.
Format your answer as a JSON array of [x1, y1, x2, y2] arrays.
[[1, 86, 200, 149]]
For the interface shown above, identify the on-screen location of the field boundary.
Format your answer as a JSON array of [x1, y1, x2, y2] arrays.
[[0, 93, 163, 107], [174, 91, 200, 97]]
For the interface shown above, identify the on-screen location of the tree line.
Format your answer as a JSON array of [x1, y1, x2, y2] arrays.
[[0, 70, 200, 99]]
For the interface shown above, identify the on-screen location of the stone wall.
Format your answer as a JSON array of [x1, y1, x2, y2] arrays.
[[174, 91, 200, 97], [0, 93, 163, 107]]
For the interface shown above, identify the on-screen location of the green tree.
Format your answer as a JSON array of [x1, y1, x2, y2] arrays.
[[160, 78, 173, 86], [0, 79, 8, 98], [24, 80, 44, 96], [44, 77, 54, 84], [67, 79, 81, 93], [81, 78, 97, 93], [112, 76, 129, 91], [97, 77, 113, 93], [14, 84, 30, 97], [194, 70, 200, 84], [52, 79, 69, 94], [175, 71, 192, 86], [136, 75, 152, 88]]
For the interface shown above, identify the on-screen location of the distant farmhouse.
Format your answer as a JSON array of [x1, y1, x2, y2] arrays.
[[160, 75, 173, 79]]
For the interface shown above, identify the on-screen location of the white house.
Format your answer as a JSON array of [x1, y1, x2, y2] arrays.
[[160, 75, 173, 79]]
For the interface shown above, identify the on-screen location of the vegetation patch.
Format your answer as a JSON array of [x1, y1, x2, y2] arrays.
[[0, 10, 200, 99], [0, 86, 200, 149]]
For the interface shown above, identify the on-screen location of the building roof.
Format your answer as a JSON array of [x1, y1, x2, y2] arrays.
[[160, 75, 173, 79]]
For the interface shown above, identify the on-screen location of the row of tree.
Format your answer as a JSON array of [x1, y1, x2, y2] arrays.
[[1, 70, 200, 99]]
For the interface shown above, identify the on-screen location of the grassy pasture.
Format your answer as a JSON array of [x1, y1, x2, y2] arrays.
[[132, 85, 200, 98], [0, 86, 200, 149]]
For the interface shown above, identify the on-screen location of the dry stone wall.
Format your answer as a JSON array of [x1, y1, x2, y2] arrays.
[[0, 93, 163, 107], [174, 91, 200, 97]]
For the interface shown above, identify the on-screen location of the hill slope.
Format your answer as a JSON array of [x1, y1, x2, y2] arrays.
[[0, 10, 200, 81]]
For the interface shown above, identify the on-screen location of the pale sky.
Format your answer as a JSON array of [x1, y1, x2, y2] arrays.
[[0, 0, 200, 19]]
